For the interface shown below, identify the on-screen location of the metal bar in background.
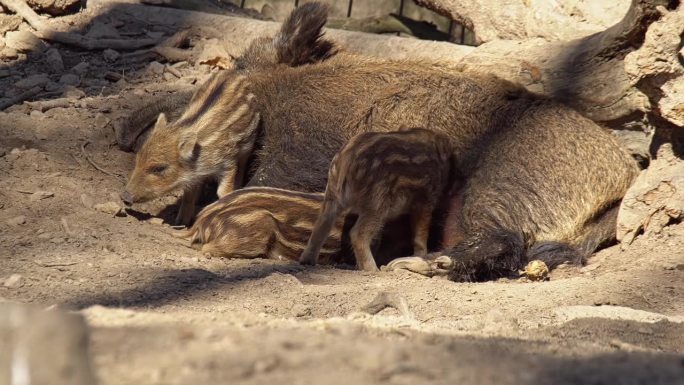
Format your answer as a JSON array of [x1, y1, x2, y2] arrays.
[[460, 24, 465, 44], [347, 0, 353, 17], [239, 0, 245, 8], [294, 0, 299, 7]]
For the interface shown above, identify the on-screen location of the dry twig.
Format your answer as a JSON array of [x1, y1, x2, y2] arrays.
[[80, 141, 126, 182]]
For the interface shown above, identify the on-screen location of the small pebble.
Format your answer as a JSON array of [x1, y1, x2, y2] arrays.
[[94, 113, 110, 128], [29, 110, 44, 119], [45, 48, 64, 73], [148, 61, 165, 75], [80, 194, 94, 208], [59, 73, 80, 86], [3, 274, 24, 289], [94, 201, 126, 216], [6, 215, 26, 226], [102, 49, 120, 62], [148, 218, 164, 225], [71, 62, 89, 75]]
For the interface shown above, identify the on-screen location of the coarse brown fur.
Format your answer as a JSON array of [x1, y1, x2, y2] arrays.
[[120, 71, 260, 225], [178, 187, 348, 263], [124, 3, 639, 280], [114, 90, 194, 153], [300, 128, 456, 271]]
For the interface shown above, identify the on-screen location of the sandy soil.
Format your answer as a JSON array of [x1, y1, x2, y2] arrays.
[[1, 7, 683, 385]]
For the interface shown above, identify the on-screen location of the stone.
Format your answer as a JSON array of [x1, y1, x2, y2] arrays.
[[80, 194, 94, 208], [147, 217, 164, 225], [0, 14, 22, 35], [3, 274, 23, 288], [93, 202, 126, 217], [94, 113, 110, 128], [45, 81, 63, 92], [102, 48, 119, 62], [63, 86, 85, 100], [4, 30, 46, 52], [14, 73, 49, 89], [71, 62, 89, 75], [1, 47, 18, 59], [6, 215, 27, 226], [29, 110, 45, 119], [59, 73, 80, 86], [45, 48, 64, 73], [148, 61, 165, 75]]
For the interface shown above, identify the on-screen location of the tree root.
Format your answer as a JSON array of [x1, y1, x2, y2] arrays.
[[0, 0, 162, 50]]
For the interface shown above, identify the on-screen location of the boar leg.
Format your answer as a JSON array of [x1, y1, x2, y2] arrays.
[[175, 185, 201, 226], [410, 205, 433, 256], [349, 214, 382, 272], [217, 168, 238, 198], [300, 197, 340, 266]]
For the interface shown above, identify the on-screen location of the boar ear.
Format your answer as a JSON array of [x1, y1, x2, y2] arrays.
[[178, 131, 200, 164], [274, 2, 336, 67], [154, 113, 168, 129]]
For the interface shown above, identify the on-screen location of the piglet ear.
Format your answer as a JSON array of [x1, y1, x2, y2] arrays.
[[178, 131, 200, 164], [154, 113, 168, 129]]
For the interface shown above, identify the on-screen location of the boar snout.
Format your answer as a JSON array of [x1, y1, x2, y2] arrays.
[[120, 191, 134, 206]]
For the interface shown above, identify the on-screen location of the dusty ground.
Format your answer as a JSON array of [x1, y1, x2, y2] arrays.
[[1, 4, 684, 385]]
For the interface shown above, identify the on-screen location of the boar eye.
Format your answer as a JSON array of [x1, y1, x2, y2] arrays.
[[147, 164, 168, 175]]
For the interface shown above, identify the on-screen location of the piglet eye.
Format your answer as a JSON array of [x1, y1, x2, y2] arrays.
[[147, 164, 168, 175]]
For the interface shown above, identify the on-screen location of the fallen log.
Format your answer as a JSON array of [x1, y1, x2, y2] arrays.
[[86, 0, 474, 63], [88, 0, 680, 130]]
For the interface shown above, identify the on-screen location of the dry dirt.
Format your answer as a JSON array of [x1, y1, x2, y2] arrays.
[[1, 7, 684, 385]]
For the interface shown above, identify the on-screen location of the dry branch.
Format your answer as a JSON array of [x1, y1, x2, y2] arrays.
[[0, 86, 41, 111], [0, 0, 162, 50], [81, 141, 126, 182], [120, 30, 193, 63]]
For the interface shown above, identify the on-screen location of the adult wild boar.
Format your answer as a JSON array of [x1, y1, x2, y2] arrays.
[[123, 2, 638, 280]]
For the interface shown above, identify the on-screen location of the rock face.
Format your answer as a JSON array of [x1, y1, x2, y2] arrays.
[[0, 303, 97, 385], [618, 143, 684, 245]]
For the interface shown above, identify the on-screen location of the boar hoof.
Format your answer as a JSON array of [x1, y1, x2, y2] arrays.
[[299, 252, 317, 266], [174, 209, 194, 227], [382, 255, 452, 277]]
